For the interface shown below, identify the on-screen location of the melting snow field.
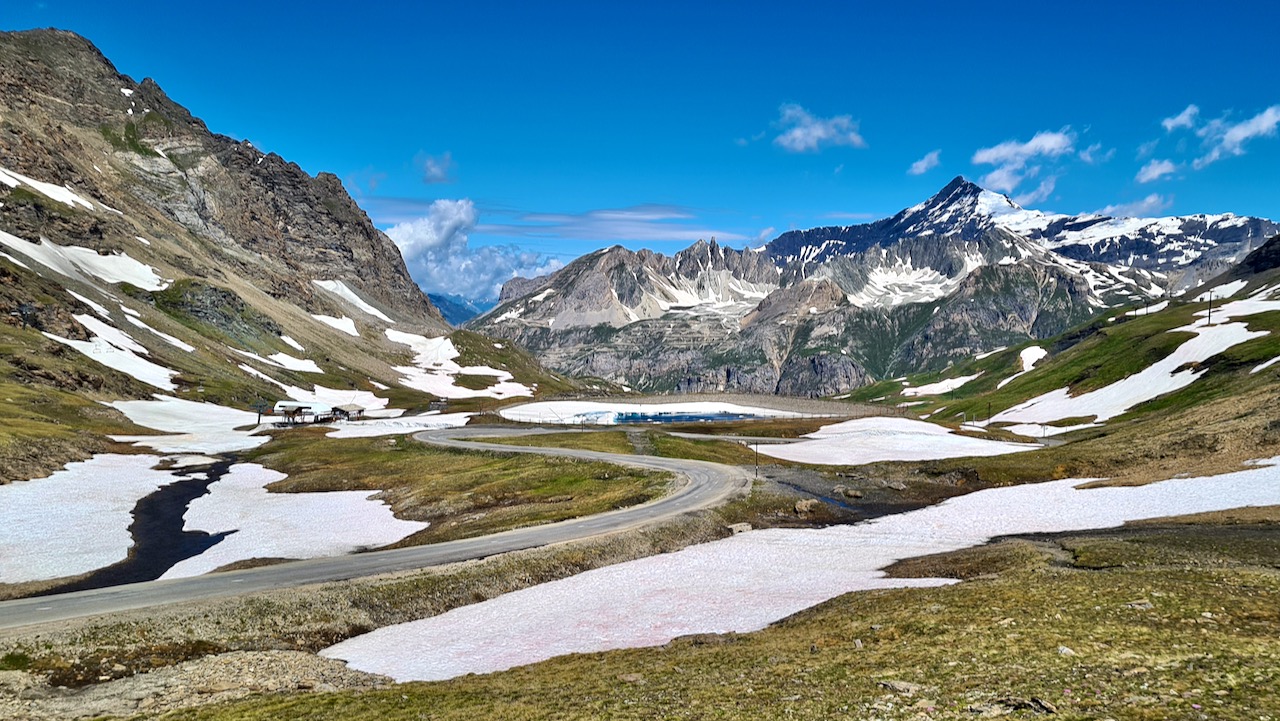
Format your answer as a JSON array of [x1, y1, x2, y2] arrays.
[[313, 280, 395, 323], [160, 463, 427, 579], [996, 346, 1048, 389], [44, 314, 178, 390], [323, 412, 472, 438], [499, 400, 801, 425], [758, 417, 1036, 465], [901, 372, 983, 397], [323, 458, 1280, 682], [992, 292, 1279, 432], [312, 314, 360, 337], [385, 329, 532, 400], [109, 395, 267, 454], [0, 229, 168, 290], [0, 454, 174, 583]]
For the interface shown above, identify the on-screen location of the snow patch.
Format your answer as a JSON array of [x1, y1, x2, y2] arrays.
[[996, 346, 1048, 390], [160, 463, 428, 579], [993, 295, 1280, 427], [323, 458, 1280, 681], [123, 315, 197, 352], [900, 372, 982, 397], [44, 314, 177, 390], [311, 314, 360, 337], [110, 395, 267, 454], [313, 280, 395, 323], [0, 229, 168, 290], [324, 412, 473, 438], [67, 289, 111, 318], [0, 165, 95, 210], [0, 454, 174, 583], [758, 417, 1034, 465], [384, 329, 532, 400]]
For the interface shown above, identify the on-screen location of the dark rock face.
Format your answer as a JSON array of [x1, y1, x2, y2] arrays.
[[0, 28, 444, 329]]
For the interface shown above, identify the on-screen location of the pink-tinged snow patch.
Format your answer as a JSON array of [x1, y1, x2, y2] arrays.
[[0, 229, 168, 290], [110, 395, 267, 454], [44, 314, 178, 390], [324, 412, 472, 438], [0, 454, 174, 583], [499, 400, 801, 425], [758, 417, 1035, 465], [160, 463, 428, 579], [900, 372, 982, 397], [323, 458, 1280, 681]]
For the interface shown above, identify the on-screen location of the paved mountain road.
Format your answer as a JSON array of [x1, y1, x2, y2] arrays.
[[0, 427, 752, 632]]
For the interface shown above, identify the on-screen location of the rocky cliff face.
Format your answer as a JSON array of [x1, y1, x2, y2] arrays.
[[472, 177, 1275, 397], [0, 29, 444, 328]]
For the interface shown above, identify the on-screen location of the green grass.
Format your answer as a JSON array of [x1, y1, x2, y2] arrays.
[[244, 428, 671, 544], [159, 513, 1280, 721], [470, 431, 638, 455], [650, 433, 762, 465], [98, 121, 160, 157]]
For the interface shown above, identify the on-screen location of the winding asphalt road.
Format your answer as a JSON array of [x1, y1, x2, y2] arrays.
[[0, 427, 752, 632]]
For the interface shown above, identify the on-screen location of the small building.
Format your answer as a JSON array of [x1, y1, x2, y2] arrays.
[[272, 400, 333, 425], [333, 403, 366, 421]]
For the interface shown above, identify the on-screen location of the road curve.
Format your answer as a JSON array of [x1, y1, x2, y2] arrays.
[[0, 426, 752, 632]]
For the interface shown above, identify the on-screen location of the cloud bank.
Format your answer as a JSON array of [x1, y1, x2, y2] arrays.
[[385, 199, 563, 302]]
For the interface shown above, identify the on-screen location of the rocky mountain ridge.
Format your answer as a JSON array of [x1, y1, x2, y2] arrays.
[[473, 177, 1276, 396], [0, 29, 570, 479]]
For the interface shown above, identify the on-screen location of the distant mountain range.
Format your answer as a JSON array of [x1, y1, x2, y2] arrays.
[[428, 293, 496, 326], [470, 176, 1278, 395]]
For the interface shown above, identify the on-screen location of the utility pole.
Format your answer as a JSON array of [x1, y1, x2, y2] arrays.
[[250, 399, 269, 424], [1206, 291, 1214, 326], [753, 443, 759, 479]]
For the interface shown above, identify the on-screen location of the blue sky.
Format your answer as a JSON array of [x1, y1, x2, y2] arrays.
[[5, 0, 1280, 300]]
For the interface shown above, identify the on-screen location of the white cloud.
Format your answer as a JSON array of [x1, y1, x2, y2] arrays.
[[1136, 139, 1160, 159], [1162, 104, 1200, 132], [754, 227, 777, 244], [479, 205, 747, 243], [1078, 143, 1114, 164], [773, 104, 866, 153], [1136, 158, 1177, 183], [385, 199, 563, 301], [419, 152, 456, 184], [1193, 105, 1280, 169], [1013, 176, 1056, 206], [1097, 193, 1173, 218], [971, 129, 1075, 193], [907, 149, 941, 175]]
